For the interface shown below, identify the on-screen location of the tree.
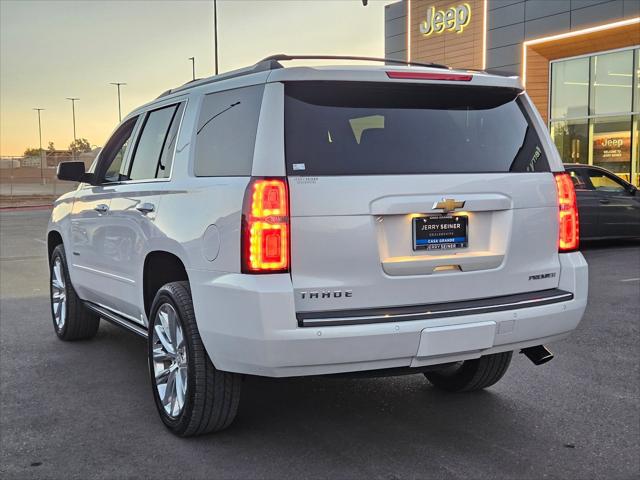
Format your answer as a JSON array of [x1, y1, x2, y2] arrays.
[[68, 138, 92, 153], [47, 142, 56, 152], [24, 147, 43, 157]]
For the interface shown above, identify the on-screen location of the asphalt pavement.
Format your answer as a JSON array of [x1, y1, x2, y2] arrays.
[[1, 208, 638, 480]]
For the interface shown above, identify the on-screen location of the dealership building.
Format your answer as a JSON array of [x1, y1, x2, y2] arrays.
[[384, 0, 640, 186]]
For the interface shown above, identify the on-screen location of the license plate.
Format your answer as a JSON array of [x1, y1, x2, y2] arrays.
[[413, 215, 468, 251]]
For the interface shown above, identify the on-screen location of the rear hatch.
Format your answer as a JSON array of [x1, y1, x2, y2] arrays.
[[284, 81, 560, 314]]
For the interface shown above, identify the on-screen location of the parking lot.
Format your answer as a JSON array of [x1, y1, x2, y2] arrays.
[[0, 208, 638, 479]]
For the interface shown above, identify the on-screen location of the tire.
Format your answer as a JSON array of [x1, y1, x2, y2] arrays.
[[424, 351, 513, 393], [49, 244, 100, 341], [148, 281, 242, 436]]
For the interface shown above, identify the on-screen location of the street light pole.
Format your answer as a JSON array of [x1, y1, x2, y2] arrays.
[[33, 108, 45, 183], [66, 97, 79, 142], [188, 57, 196, 81], [109, 83, 126, 122], [213, 0, 219, 75], [66, 97, 79, 159]]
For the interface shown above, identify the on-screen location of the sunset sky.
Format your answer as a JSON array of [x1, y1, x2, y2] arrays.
[[0, 0, 391, 156]]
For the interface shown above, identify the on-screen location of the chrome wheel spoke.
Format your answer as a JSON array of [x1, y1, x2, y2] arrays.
[[59, 302, 66, 328], [175, 374, 184, 413], [155, 365, 172, 383], [175, 320, 184, 351], [152, 302, 187, 418], [53, 263, 63, 285], [163, 370, 176, 412], [51, 258, 67, 329], [154, 324, 175, 355], [153, 346, 174, 363]]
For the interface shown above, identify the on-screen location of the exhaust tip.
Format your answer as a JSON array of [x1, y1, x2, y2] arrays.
[[521, 345, 554, 366]]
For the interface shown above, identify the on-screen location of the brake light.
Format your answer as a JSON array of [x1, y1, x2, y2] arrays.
[[386, 71, 473, 81], [241, 178, 289, 273], [554, 173, 579, 252]]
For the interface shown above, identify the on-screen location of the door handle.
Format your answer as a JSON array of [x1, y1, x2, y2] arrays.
[[135, 202, 155, 214], [599, 199, 610, 204], [94, 204, 109, 214]]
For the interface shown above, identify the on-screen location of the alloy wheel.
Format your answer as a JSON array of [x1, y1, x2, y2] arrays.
[[152, 303, 188, 418], [51, 257, 67, 330]]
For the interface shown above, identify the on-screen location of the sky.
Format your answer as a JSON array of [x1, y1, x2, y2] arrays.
[[0, 0, 393, 156]]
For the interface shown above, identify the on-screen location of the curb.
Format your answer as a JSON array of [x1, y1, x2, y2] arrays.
[[0, 204, 52, 212]]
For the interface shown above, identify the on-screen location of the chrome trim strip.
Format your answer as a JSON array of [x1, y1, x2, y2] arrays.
[[85, 302, 148, 338], [93, 301, 143, 325], [72, 264, 135, 284], [298, 290, 574, 328]]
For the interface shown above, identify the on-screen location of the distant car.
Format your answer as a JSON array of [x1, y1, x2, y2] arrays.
[[564, 164, 640, 241]]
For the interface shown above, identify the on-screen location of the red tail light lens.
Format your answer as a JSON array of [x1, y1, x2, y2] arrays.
[[554, 173, 579, 252], [386, 71, 473, 81], [242, 178, 289, 273]]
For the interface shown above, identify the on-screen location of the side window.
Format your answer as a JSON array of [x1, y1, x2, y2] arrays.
[[568, 169, 589, 190], [586, 169, 628, 193], [99, 117, 138, 183], [157, 103, 185, 179], [128, 104, 180, 181], [194, 84, 265, 176]]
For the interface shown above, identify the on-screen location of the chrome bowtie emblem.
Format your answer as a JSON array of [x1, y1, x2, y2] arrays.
[[433, 198, 465, 213]]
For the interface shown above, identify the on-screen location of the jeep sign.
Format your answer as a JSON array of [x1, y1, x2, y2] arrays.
[[419, 3, 471, 36]]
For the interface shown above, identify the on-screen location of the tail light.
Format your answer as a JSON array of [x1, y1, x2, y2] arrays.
[[554, 173, 579, 252], [241, 178, 290, 273], [386, 71, 473, 81]]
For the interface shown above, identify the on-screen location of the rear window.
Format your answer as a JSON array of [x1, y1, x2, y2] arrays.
[[284, 82, 549, 176]]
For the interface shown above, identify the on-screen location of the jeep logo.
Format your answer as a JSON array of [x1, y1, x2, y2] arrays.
[[600, 138, 623, 148], [419, 3, 471, 36], [300, 290, 353, 300]]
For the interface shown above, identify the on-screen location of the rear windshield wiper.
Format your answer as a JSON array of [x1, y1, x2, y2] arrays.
[[196, 102, 241, 135]]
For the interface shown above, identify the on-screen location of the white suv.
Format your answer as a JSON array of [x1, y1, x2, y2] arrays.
[[47, 55, 588, 436]]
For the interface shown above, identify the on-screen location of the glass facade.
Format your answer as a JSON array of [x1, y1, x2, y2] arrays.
[[550, 47, 640, 186]]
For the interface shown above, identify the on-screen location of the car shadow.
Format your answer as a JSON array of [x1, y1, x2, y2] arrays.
[[580, 237, 639, 250]]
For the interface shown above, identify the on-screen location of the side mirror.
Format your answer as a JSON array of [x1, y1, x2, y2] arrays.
[[629, 185, 637, 196], [56, 161, 96, 184]]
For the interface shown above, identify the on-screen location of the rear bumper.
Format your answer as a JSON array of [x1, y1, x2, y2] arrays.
[[296, 288, 573, 327], [189, 252, 588, 377]]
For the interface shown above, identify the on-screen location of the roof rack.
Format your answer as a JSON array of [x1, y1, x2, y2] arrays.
[[157, 54, 450, 99], [260, 54, 449, 70], [156, 58, 283, 99]]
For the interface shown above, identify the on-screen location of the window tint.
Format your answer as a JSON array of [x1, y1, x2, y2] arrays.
[[586, 169, 628, 193], [100, 116, 138, 183], [105, 143, 128, 181], [284, 82, 549, 176], [129, 104, 178, 181], [157, 103, 185, 179], [567, 169, 589, 190], [194, 84, 264, 176]]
